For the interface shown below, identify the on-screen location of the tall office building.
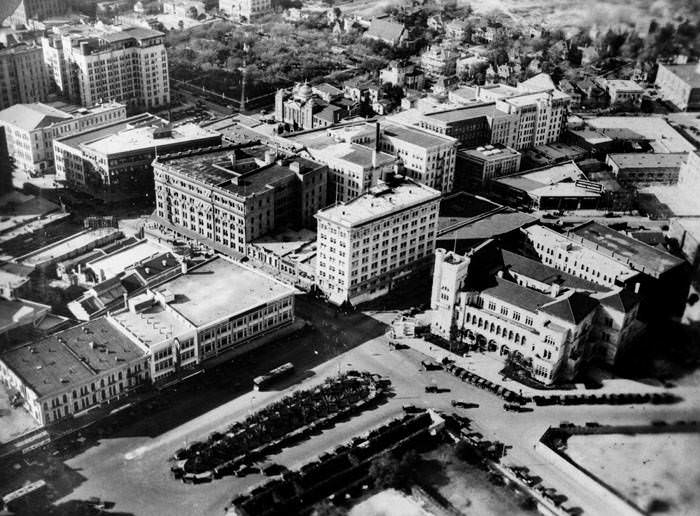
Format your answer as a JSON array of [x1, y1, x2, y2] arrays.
[[0, 45, 49, 110], [41, 25, 170, 112], [315, 176, 441, 306]]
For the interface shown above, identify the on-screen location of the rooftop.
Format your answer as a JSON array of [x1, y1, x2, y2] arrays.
[[312, 142, 396, 169], [495, 162, 597, 198], [606, 79, 644, 92], [0, 103, 72, 131], [112, 302, 193, 348], [0, 318, 145, 398], [540, 291, 600, 324], [381, 122, 456, 149], [87, 239, 167, 281], [424, 103, 503, 124], [586, 117, 695, 154], [56, 113, 164, 151], [156, 257, 295, 327], [316, 178, 441, 228], [501, 249, 608, 292], [660, 63, 700, 87], [438, 210, 536, 241], [20, 228, 121, 268], [568, 221, 684, 276], [459, 144, 520, 162], [607, 153, 688, 169], [251, 228, 317, 260], [482, 277, 554, 313]]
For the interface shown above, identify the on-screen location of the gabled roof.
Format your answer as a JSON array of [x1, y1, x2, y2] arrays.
[[481, 277, 553, 313], [541, 291, 599, 324], [0, 103, 72, 131], [365, 17, 406, 44], [597, 288, 639, 313]]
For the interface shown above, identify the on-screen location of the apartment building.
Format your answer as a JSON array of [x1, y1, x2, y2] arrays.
[[430, 247, 642, 384], [41, 25, 169, 112], [153, 145, 328, 256], [0, 45, 49, 110], [523, 222, 690, 319], [0, 318, 150, 426], [604, 79, 644, 107], [54, 114, 221, 202], [655, 62, 700, 111], [0, 101, 126, 175], [315, 177, 441, 306], [219, 0, 272, 20]]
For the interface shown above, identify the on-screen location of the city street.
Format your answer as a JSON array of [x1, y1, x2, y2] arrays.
[[2, 297, 699, 516]]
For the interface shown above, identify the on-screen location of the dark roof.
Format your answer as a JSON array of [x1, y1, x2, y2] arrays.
[[482, 277, 553, 313], [598, 288, 639, 312], [133, 252, 179, 281], [541, 292, 599, 324], [501, 250, 609, 292]]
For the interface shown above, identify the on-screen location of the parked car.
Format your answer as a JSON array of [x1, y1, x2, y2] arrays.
[[403, 404, 426, 414], [451, 400, 479, 409], [503, 403, 532, 412], [425, 385, 439, 393]]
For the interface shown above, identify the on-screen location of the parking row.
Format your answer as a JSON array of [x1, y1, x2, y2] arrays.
[[441, 359, 530, 405]]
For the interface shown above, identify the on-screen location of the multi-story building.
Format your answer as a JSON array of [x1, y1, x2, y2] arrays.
[[54, 114, 221, 202], [430, 246, 642, 384], [274, 82, 354, 132], [606, 152, 688, 185], [0, 45, 48, 110], [420, 45, 458, 77], [456, 144, 521, 188], [41, 25, 169, 112], [219, 0, 271, 21], [1, 0, 64, 28], [0, 256, 296, 426], [0, 101, 126, 175], [0, 318, 150, 426], [604, 79, 644, 107], [153, 145, 328, 256], [655, 62, 700, 111], [315, 177, 441, 305], [678, 151, 700, 192], [379, 60, 425, 90], [522, 222, 689, 319], [110, 256, 295, 383]]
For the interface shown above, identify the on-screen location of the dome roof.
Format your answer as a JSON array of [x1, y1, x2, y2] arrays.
[[298, 81, 313, 99]]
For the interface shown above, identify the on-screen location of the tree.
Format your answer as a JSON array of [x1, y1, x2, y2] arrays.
[[187, 6, 198, 19], [312, 501, 347, 516], [178, 19, 185, 31], [368, 450, 419, 491]]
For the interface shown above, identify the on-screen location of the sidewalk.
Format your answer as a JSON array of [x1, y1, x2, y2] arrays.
[[399, 337, 664, 398]]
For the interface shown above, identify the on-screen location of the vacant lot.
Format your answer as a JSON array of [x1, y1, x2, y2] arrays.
[[565, 432, 700, 515]]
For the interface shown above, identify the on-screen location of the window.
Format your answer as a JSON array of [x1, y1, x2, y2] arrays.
[[488, 301, 496, 311], [525, 316, 533, 326], [500, 306, 509, 316], [512, 312, 521, 322]]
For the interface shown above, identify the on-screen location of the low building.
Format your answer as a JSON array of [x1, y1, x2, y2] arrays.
[[655, 62, 700, 111], [586, 116, 695, 154], [604, 79, 644, 107], [379, 60, 425, 90], [606, 152, 688, 185], [0, 298, 51, 341], [17, 228, 123, 270], [420, 45, 458, 77], [315, 177, 441, 306], [54, 114, 221, 202], [246, 228, 317, 289], [494, 161, 602, 211], [430, 246, 642, 384], [110, 256, 296, 382], [456, 144, 521, 188], [153, 145, 328, 257], [0, 102, 126, 175], [0, 318, 150, 426], [363, 17, 408, 47]]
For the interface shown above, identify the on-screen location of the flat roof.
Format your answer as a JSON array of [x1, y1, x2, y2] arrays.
[[0, 103, 72, 131], [424, 103, 500, 123], [496, 162, 586, 194], [157, 257, 295, 327], [569, 221, 684, 276], [112, 303, 193, 348], [438, 210, 536, 241], [20, 228, 121, 267], [459, 144, 520, 162], [84, 122, 218, 155], [607, 79, 644, 92], [316, 178, 441, 228], [55, 113, 162, 151], [586, 117, 696, 154], [88, 240, 166, 280], [381, 122, 456, 149], [252, 228, 317, 259], [0, 318, 144, 398], [608, 153, 687, 169]]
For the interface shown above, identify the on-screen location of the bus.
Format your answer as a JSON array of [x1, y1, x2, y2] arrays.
[[253, 362, 294, 391]]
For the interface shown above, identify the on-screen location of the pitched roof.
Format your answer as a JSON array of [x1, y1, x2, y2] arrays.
[[541, 291, 599, 324], [365, 17, 406, 44], [597, 288, 639, 313], [0, 103, 72, 131], [481, 277, 553, 313]]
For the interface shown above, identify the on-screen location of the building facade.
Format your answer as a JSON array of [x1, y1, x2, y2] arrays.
[[606, 152, 687, 185], [0, 101, 126, 175], [219, 0, 271, 21], [315, 177, 441, 305], [0, 45, 49, 110], [456, 144, 521, 188], [41, 26, 169, 112], [420, 45, 458, 77], [274, 82, 353, 132], [605, 79, 644, 107], [1, 0, 64, 28], [154, 145, 327, 256], [54, 114, 221, 202], [655, 63, 700, 111]]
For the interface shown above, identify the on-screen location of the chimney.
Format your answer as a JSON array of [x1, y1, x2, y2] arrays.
[[375, 121, 380, 152], [496, 270, 504, 278], [123, 292, 128, 307], [372, 149, 378, 169], [264, 150, 274, 164], [550, 282, 561, 297], [145, 267, 151, 275], [634, 282, 640, 294], [181, 261, 188, 275], [290, 161, 301, 173], [229, 153, 236, 167], [161, 258, 167, 267]]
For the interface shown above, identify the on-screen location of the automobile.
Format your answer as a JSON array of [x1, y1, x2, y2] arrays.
[[584, 422, 601, 428], [402, 404, 426, 413], [542, 212, 559, 219], [451, 400, 479, 409], [503, 403, 532, 412], [425, 385, 439, 393], [421, 360, 443, 371]]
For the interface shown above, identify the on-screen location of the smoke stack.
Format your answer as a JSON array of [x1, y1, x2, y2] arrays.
[[181, 261, 188, 275], [634, 282, 640, 294], [375, 122, 380, 152], [372, 149, 378, 168]]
